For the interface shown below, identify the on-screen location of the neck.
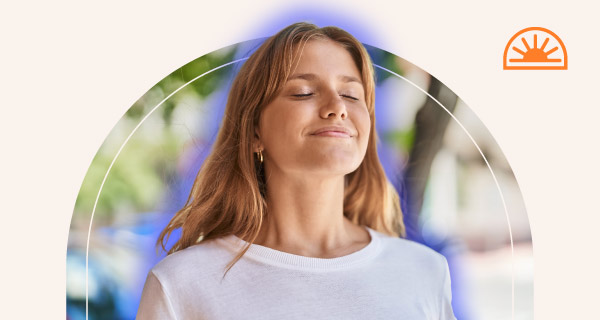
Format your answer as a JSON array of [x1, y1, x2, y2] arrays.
[[253, 167, 369, 258]]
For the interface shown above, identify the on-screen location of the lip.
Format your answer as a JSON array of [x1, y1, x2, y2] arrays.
[[311, 126, 353, 138]]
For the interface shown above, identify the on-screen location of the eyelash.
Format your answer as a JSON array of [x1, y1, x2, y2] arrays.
[[292, 93, 359, 101], [292, 93, 313, 98]]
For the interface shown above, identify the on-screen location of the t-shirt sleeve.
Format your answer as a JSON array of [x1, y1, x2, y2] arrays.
[[136, 270, 178, 320], [439, 256, 457, 320]]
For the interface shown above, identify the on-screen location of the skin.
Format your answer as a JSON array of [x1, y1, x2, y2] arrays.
[[252, 38, 372, 258]]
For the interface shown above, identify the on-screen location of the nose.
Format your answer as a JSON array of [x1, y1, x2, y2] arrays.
[[319, 91, 348, 120]]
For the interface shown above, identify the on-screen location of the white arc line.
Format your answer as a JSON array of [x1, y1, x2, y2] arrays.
[[372, 64, 515, 320], [85, 57, 248, 319]]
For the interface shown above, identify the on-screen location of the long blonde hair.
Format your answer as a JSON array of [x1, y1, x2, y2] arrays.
[[157, 22, 405, 277]]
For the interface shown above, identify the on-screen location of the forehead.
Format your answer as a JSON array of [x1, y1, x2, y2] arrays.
[[290, 39, 361, 79]]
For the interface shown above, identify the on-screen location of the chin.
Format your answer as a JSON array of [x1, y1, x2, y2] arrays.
[[306, 159, 363, 176]]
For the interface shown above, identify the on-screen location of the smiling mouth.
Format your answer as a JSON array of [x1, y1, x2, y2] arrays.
[[311, 124, 355, 138], [311, 131, 352, 138]]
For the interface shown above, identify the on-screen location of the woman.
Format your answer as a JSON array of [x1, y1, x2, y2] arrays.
[[137, 22, 456, 319]]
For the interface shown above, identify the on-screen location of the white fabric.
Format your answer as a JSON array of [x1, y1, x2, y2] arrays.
[[137, 226, 456, 319]]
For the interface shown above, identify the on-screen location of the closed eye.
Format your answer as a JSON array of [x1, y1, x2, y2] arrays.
[[341, 94, 359, 101], [292, 93, 314, 98]]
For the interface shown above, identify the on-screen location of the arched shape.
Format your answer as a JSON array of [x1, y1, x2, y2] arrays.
[[67, 38, 534, 320]]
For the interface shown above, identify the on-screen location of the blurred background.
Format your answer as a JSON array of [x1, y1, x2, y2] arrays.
[[67, 39, 533, 319]]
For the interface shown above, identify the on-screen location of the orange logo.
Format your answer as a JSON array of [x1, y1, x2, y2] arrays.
[[503, 27, 567, 70]]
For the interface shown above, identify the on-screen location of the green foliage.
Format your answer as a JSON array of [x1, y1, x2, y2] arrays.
[[74, 46, 239, 221], [365, 44, 404, 83], [126, 45, 237, 125], [383, 126, 416, 153]]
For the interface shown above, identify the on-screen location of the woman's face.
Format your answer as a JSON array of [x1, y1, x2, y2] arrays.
[[256, 39, 371, 178]]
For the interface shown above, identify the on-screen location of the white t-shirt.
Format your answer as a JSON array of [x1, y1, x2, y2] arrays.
[[137, 226, 456, 319]]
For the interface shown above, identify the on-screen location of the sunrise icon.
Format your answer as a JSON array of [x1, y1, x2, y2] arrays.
[[503, 27, 567, 70]]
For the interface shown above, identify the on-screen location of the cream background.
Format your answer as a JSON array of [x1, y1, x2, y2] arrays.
[[1, 0, 598, 318]]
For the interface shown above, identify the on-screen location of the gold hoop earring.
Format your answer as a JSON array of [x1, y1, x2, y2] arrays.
[[256, 149, 263, 163]]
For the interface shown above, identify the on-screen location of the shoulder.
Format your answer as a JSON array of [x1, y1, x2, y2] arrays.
[[150, 237, 236, 286], [371, 229, 448, 275]]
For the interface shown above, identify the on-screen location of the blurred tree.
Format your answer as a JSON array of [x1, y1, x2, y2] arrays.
[[403, 76, 458, 240]]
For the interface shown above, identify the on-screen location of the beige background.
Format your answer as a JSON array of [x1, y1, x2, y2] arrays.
[[2, 0, 599, 318]]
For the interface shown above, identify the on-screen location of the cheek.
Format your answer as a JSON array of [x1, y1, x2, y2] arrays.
[[356, 108, 371, 143], [259, 107, 304, 147]]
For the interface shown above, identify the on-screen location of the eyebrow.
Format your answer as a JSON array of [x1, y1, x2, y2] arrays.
[[287, 73, 363, 85]]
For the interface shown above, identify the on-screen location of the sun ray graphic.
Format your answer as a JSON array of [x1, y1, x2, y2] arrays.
[[503, 27, 567, 70], [510, 34, 562, 63]]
